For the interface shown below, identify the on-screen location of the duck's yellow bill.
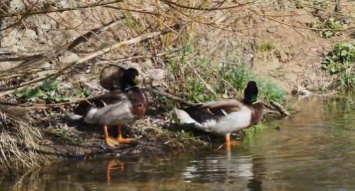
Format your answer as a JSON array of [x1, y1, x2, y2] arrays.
[[134, 76, 140, 84]]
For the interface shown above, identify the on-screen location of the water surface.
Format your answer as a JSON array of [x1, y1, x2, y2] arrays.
[[2, 96, 355, 191]]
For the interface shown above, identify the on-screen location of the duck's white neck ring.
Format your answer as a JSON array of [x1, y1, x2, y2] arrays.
[[124, 85, 138, 91]]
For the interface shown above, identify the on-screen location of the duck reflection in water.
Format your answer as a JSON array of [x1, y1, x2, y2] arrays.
[[106, 160, 125, 184], [181, 153, 266, 191]]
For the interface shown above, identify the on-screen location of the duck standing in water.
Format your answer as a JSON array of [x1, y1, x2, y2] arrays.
[[72, 67, 148, 147], [174, 81, 263, 151]]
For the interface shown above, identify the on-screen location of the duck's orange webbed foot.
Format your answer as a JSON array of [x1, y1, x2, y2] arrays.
[[117, 126, 137, 144], [105, 136, 119, 147], [104, 125, 119, 147]]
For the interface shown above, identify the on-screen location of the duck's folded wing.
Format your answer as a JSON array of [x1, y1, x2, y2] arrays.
[[86, 100, 135, 124], [200, 99, 244, 113], [83, 90, 127, 106], [74, 91, 127, 115]]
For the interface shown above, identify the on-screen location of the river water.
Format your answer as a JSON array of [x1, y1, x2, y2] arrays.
[[1, 96, 355, 191]]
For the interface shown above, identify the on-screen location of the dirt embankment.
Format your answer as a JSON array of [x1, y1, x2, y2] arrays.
[[0, 0, 354, 169], [1, 1, 354, 91]]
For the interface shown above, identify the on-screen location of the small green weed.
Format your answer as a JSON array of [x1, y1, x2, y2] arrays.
[[257, 42, 275, 53], [294, 0, 327, 9], [338, 72, 355, 91], [307, 17, 344, 38], [243, 124, 266, 133], [186, 79, 217, 102]]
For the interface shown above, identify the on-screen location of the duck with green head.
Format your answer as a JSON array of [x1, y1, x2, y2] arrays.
[[174, 81, 263, 151], [72, 67, 149, 147]]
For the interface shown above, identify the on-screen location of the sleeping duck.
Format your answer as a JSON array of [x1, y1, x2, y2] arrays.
[[174, 81, 263, 151], [73, 67, 148, 147]]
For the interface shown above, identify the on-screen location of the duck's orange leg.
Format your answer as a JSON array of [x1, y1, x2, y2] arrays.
[[117, 126, 136, 144], [224, 134, 241, 151], [106, 160, 125, 184], [225, 134, 231, 151], [104, 125, 119, 147]]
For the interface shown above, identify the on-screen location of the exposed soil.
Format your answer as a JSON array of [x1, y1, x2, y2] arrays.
[[237, 5, 354, 91]]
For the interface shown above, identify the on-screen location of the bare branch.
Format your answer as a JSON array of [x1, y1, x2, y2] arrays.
[[0, 0, 124, 19], [0, 24, 181, 96], [161, 0, 256, 11]]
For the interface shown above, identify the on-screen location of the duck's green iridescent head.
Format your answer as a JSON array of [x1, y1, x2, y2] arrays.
[[121, 68, 140, 90], [243, 81, 258, 104]]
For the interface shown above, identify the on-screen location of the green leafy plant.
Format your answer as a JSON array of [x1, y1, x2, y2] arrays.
[[322, 42, 355, 91], [185, 79, 217, 103], [307, 17, 344, 38], [222, 66, 286, 103], [14, 79, 91, 103], [41, 79, 58, 91], [15, 88, 45, 101], [322, 43, 355, 74]]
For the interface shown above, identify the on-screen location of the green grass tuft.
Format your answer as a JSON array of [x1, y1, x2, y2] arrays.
[[167, 41, 286, 104], [257, 42, 275, 52], [223, 66, 286, 103]]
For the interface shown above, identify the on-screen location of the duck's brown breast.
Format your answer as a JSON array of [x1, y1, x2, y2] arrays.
[[127, 89, 148, 119], [250, 102, 264, 125]]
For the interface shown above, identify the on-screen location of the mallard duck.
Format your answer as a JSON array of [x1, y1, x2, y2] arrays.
[[174, 81, 263, 151], [73, 67, 148, 147]]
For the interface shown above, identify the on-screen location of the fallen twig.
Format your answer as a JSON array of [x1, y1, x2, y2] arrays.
[[270, 100, 291, 116]]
